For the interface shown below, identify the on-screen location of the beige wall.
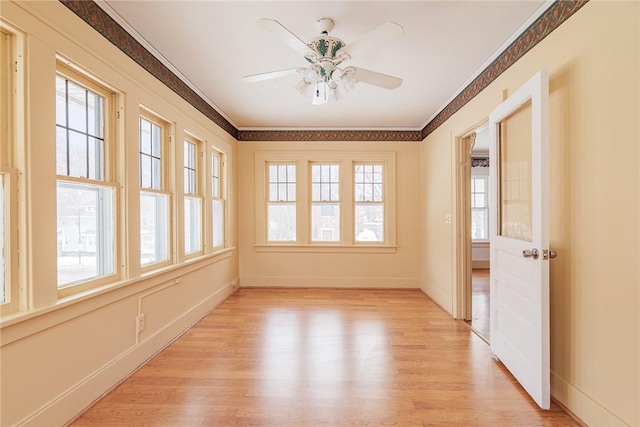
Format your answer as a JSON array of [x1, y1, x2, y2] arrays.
[[421, 2, 639, 426], [238, 142, 422, 289], [0, 2, 239, 425], [2, 1, 639, 426]]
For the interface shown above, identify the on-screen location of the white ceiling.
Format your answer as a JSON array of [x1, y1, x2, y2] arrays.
[[101, 1, 547, 131]]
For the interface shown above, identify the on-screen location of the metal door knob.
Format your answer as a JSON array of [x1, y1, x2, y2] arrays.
[[522, 248, 539, 259]]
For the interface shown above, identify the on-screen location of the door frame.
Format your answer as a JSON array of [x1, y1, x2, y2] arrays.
[[453, 121, 484, 321]]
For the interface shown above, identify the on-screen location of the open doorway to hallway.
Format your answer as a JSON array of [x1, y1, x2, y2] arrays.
[[470, 126, 490, 341], [455, 124, 491, 342]]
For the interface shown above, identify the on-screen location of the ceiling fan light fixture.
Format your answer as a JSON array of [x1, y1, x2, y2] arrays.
[[245, 18, 404, 105], [295, 79, 312, 96]]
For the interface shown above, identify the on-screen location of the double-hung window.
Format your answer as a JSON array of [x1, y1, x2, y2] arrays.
[[354, 163, 384, 242], [211, 150, 225, 249], [55, 66, 117, 293], [256, 152, 396, 250], [471, 174, 489, 241], [311, 164, 340, 242], [184, 137, 202, 256], [1, 27, 19, 312], [267, 163, 296, 242], [139, 112, 170, 268]]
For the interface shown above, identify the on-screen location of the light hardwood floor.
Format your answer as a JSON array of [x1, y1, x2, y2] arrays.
[[471, 269, 490, 341], [72, 288, 577, 426]]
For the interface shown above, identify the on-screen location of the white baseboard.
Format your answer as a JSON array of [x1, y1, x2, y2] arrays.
[[18, 280, 237, 427], [551, 370, 629, 427], [240, 275, 420, 289]]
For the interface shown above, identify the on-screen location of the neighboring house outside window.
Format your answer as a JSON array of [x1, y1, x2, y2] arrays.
[[255, 151, 396, 251], [55, 66, 118, 294], [184, 137, 203, 256], [471, 167, 490, 242], [211, 150, 225, 249], [139, 112, 170, 268]]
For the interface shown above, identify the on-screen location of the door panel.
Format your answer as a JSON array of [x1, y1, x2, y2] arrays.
[[489, 70, 550, 409], [498, 100, 533, 242]]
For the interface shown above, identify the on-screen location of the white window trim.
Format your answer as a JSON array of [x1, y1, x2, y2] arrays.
[[183, 135, 204, 259], [471, 167, 490, 242], [255, 151, 396, 252], [210, 148, 227, 251], [0, 26, 20, 315], [139, 110, 173, 273], [56, 64, 120, 297]]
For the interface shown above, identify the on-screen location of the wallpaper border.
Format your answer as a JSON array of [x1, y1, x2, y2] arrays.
[[59, 0, 588, 142]]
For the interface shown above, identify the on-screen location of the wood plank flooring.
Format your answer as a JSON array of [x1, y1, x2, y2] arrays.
[[72, 288, 577, 426], [471, 269, 490, 341]]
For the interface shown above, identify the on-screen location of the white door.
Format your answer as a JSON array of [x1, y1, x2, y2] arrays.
[[489, 70, 551, 409]]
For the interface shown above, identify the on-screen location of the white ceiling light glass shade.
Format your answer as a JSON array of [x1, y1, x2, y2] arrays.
[[243, 17, 404, 105]]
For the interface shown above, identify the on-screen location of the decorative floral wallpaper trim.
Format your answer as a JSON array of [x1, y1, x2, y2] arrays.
[[59, 0, 587, 142]]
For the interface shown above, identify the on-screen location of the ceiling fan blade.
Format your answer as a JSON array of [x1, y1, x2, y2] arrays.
[[242, 68, 302, 83], [349, 67, 403, 90], [258, 19, 311, 57], [338, 22, 404, 58]]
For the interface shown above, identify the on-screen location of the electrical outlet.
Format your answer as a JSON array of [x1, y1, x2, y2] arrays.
[[136, 314, 145, 333]]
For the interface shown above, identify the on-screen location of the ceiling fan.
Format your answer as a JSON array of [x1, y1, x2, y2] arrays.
[[243, 18, 404, 105]]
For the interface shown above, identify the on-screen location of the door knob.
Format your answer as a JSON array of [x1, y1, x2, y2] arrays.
[[543, 249, 557, 260], [522, 248, 539, 259]]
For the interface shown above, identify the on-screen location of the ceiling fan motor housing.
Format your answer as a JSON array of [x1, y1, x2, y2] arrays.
[[306, 34, 347, 82]]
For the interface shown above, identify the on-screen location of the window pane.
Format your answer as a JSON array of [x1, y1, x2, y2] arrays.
[[330, 183, 339, 201], [184, 196, 202, 254], [88, 136, 104, 180], [67, 80, 87, 133], [56, 127, 68, 176], [278, 183, 287, 201], [311, 203, 340, 242], [312, 183, 320, 201], [267, 184, 276, 201], [140, 118, 151, 154], [68, 130, 87, 178], [355, 203, 383, 242], [213, 199, 224, 247], [372, 183, 383, 202], [140, 155, 151, 188], [56, 76, 67, 126], [87, 91, 104, 138], [474, 194, 486, 208], [152, 157, 161, 190], [57, 181, 115, 286], [472, 209, 488, 240], [269, 164, 277, 182], [140, 191, 169, 266], [287, 183, 296, 201], [278, 164, 287, 181], [268, 203, 296, 241], [151, 124, 161, 157]]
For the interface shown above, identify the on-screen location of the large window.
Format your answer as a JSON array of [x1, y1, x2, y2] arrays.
[[471, 175, 489, 241], [267, 163, 296, 242], [311, 164, 340, 242], [211, 150, 225, 249], [354, 164, 384, 242], [184, 137, 202, 256], [139, 113, 170, 268], [255, 152, 396, 250], [0, 28, 13, 310], [56, 68, 117, 292]]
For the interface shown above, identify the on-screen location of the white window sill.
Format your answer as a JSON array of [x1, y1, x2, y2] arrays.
[[254, 244, 397, 254]]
